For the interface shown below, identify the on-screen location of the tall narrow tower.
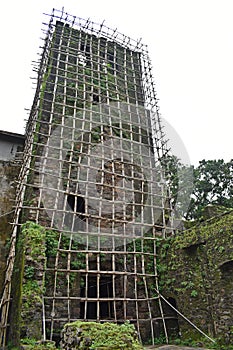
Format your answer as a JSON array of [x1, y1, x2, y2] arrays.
[[0, 9, 175, 346]]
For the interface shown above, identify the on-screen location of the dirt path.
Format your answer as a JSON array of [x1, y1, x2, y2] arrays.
[[144, 345, 212, 350]]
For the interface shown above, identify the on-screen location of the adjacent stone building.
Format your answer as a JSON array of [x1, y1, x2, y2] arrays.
[[159, 209, 233, 344]]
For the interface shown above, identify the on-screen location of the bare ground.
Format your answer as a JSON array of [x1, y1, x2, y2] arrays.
[[144, 345, 212, 350]]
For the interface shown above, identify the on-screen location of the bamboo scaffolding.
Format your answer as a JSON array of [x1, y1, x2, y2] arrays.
[[0, 8, 176, 347]]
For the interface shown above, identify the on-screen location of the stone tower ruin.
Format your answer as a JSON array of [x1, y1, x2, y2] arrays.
[[0, 9, 176, 346]]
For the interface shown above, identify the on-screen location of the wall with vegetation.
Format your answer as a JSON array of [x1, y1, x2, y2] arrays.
[[158, 210, 233, 344], [0, 161, 20, 296], [7, 213, 233, 347]]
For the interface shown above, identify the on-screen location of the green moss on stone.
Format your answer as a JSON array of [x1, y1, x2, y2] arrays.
[[158, 211, 233, 342], [60, 320, 143, 349], [21, 222, 46, 339]]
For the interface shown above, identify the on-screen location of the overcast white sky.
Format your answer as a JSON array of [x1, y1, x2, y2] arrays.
[[1, 0, 233, 166]]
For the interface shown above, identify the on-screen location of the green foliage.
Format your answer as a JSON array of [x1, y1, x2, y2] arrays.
[[56, 60, 123, 113], [45, 229, 59, 257], [153, 335, 167, 344], [20, 222, 46, 337], [187, 159, 233, 220], [21, 338, 57, 349], [190, 289, 198, 297], [161, 157, 233, 220], [23, 280, 42, 300], [152, 334, 233, 349], [173, 337, 204, 347], [172, 336, 233, 349], [21, 221, 46, 255], [157, 211, 233, 346], [62, 321, 143, 349], [160, 154, 194, 220], [70, 255, 86, 269], [24, 266, 35, 279]]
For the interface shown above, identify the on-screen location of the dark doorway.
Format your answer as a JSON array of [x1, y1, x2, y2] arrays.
[[80, 275, 113, 319], [162, 297, 180, 338], [100, 276, 113, 319]]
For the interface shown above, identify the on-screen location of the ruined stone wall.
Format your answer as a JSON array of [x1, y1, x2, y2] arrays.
[[10, 17, 168, 346], [0, 160, 20, 295], [159, 211, 233, 343]]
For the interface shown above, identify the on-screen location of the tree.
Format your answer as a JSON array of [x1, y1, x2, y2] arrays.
[[161, 157, 233, 221], [160, 155, 194, 222], [186, 159, 233, 220]]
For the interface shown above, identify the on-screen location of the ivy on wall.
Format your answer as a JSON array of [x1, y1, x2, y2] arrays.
[[157, 210, 233, 344]]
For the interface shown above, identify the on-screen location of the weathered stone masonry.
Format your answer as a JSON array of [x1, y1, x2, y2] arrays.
[[0, 131, 24, 296], [159, 210, 233, 343]]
